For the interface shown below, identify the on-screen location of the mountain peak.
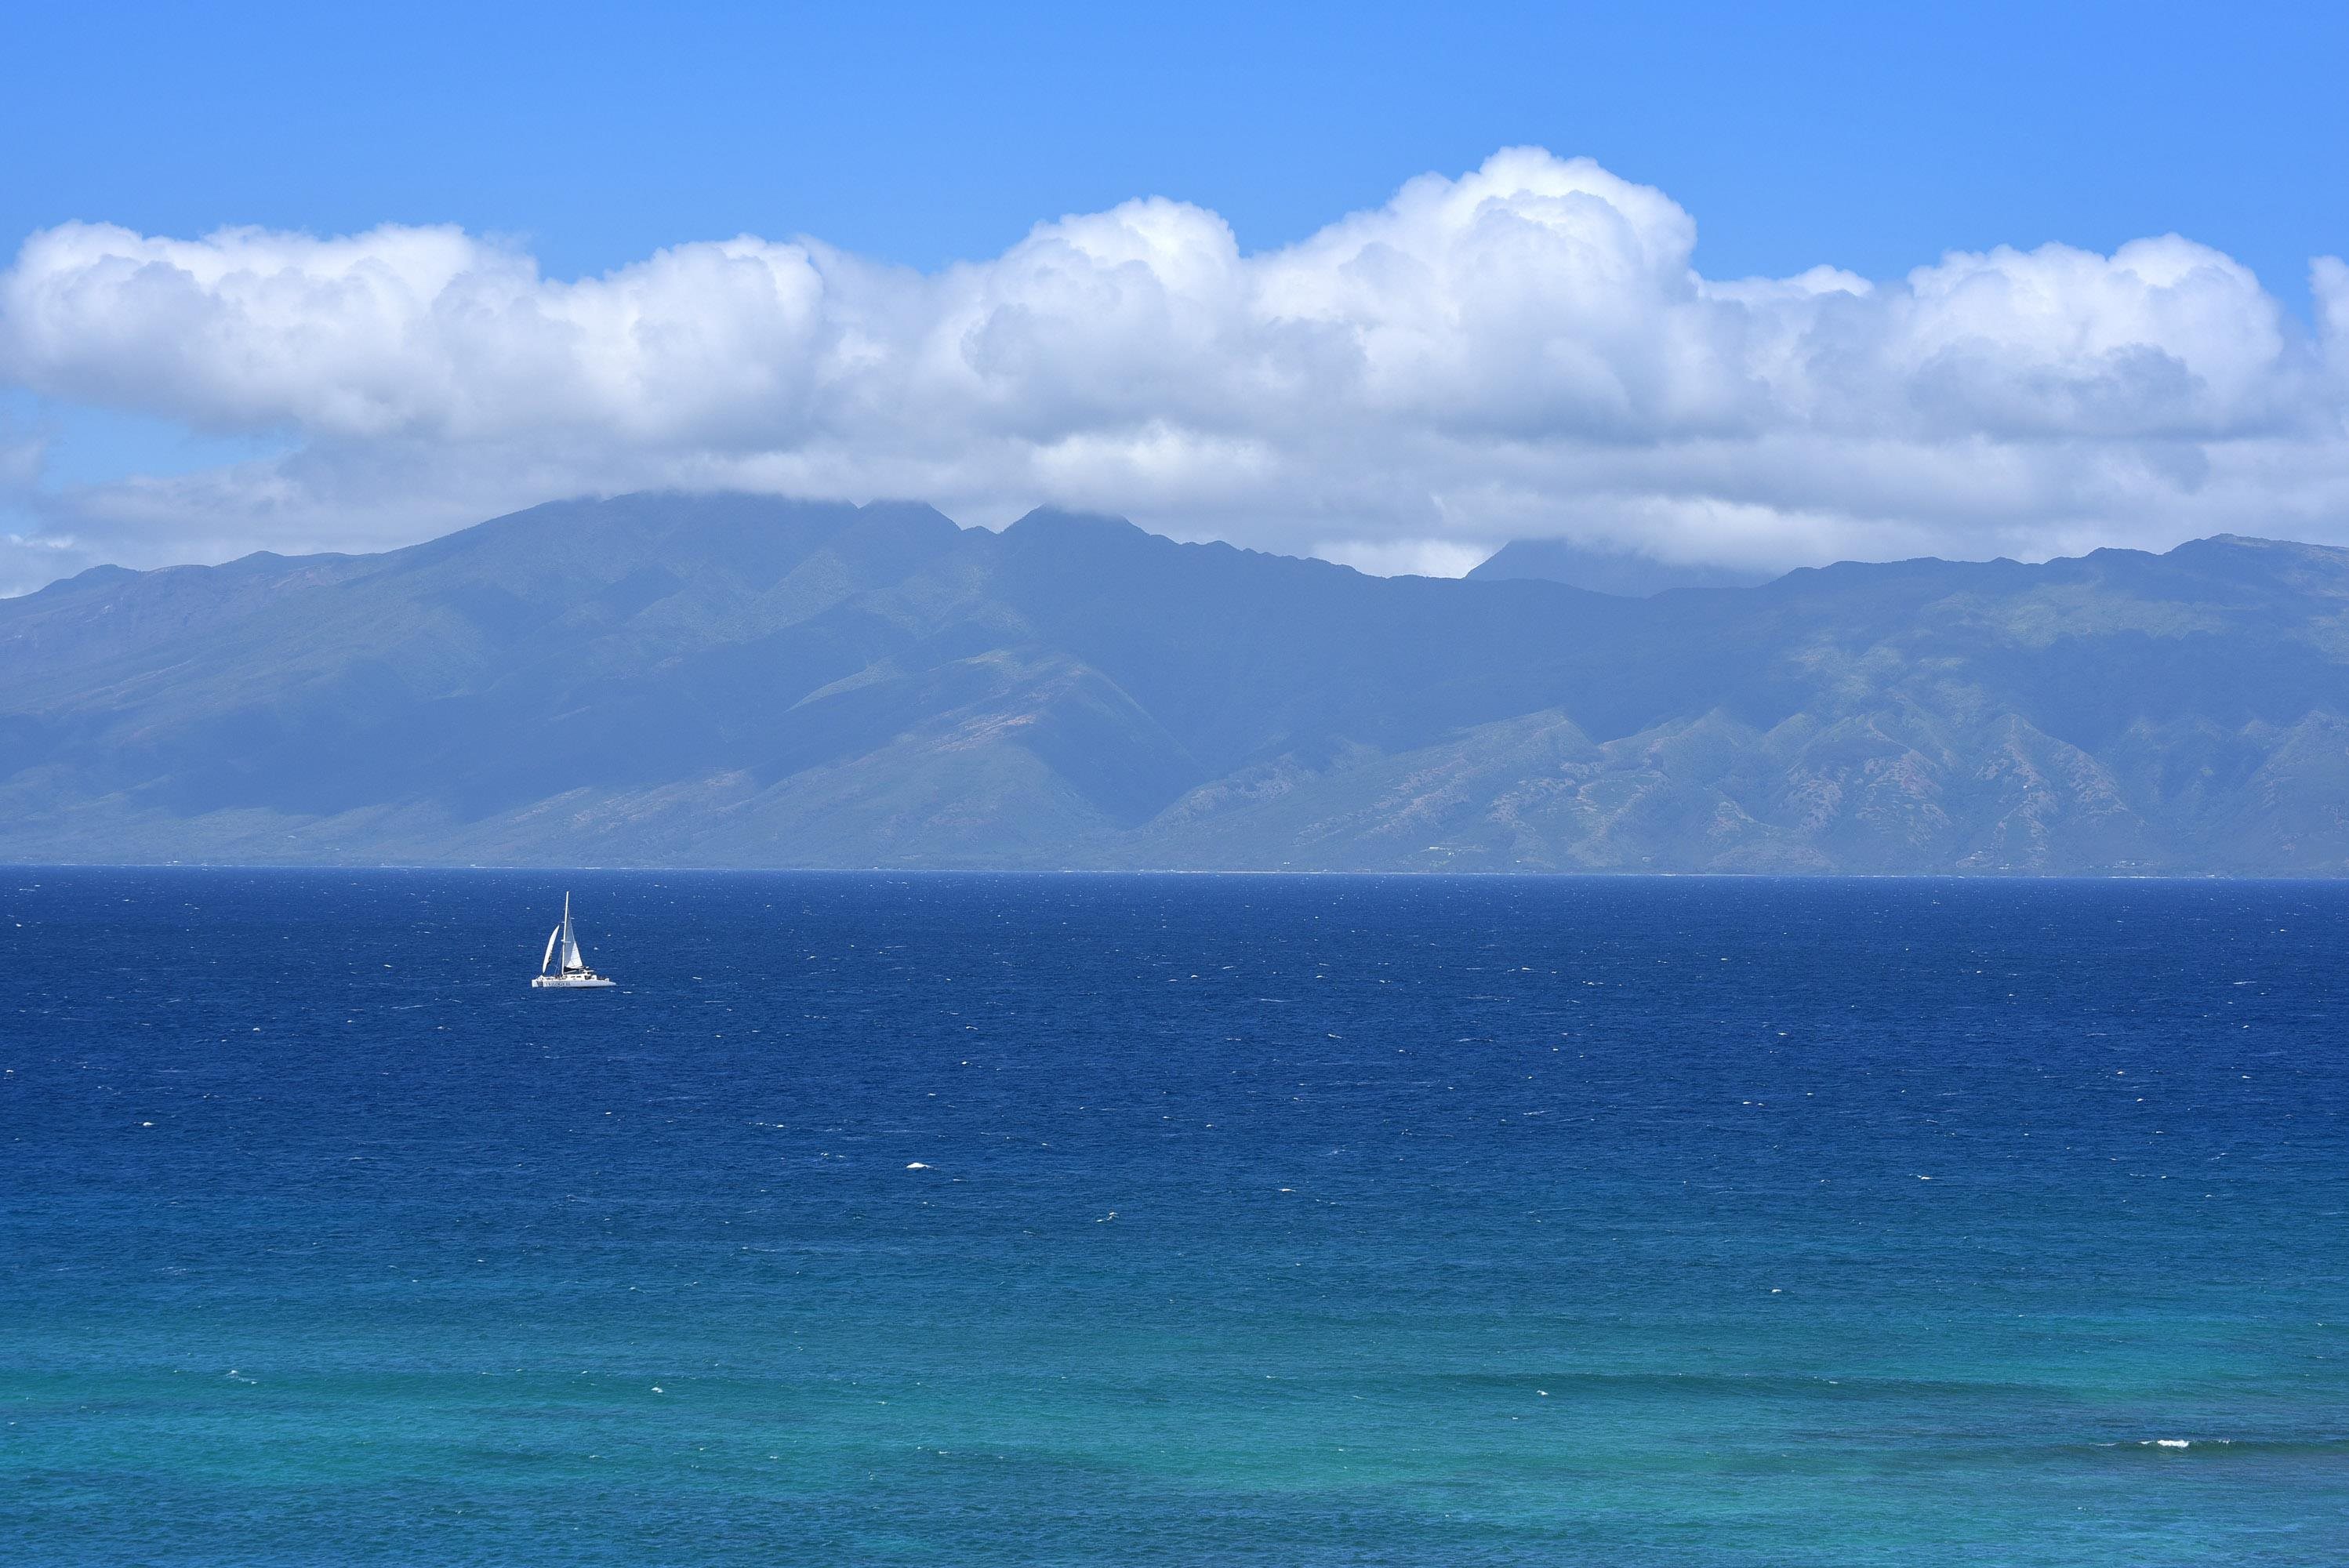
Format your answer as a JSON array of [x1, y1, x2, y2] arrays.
[[1002, 506, 1153, 540], [1466, 538, 1775, 597]]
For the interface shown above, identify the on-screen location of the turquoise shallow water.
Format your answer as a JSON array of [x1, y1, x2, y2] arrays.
[[3, 870, 2345, 1564]]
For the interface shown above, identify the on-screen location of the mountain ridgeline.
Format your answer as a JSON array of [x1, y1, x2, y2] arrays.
[[4, 492, 2348, 873]]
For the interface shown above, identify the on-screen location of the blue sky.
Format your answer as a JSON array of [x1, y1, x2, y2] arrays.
[[5, 1, 2347, 588], [13, 2, 2343, 289]]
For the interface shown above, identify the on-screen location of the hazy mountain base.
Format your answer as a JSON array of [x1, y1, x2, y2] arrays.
[[9, 704, 2343, 874], [3, 493, 2348, 873]]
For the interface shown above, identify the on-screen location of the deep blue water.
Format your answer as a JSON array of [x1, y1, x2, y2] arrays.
[[3, 869, 2345, 1565]]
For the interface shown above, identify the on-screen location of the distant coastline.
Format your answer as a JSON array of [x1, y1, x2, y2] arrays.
[[5, 493, 2347, 877]]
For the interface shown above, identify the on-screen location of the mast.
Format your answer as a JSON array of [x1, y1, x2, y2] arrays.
[[561, 891, 583, 972]]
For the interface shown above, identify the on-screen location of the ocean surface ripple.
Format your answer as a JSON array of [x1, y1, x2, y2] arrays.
[[3, 870, 2344, 1565]]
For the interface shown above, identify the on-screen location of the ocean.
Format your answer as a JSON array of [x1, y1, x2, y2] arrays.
[[3, 869, 2344, 1565]]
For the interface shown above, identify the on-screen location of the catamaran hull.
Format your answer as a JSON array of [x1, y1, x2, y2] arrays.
[[532, 974, 615, 989]]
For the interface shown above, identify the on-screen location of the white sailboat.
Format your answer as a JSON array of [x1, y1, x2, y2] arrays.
[[531, 892, 615, 989]]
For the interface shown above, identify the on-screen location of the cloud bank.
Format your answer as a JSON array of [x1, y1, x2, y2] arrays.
[[5, 147, 2349, 592]]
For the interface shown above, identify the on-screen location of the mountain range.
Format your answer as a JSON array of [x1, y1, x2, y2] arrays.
[[4, 492, 2348, 873]]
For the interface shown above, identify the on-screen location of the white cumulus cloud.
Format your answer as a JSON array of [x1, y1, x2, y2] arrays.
[[3, 145, 2347, 594]]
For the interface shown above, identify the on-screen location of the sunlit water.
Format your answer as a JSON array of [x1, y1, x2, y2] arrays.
[[4, 869, 2344, 1564]]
